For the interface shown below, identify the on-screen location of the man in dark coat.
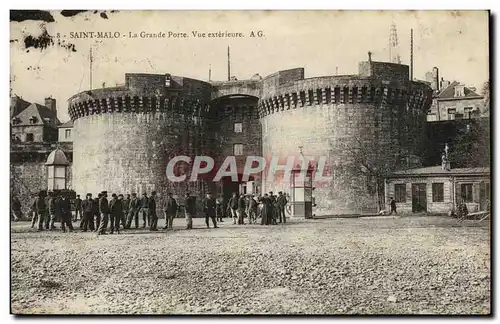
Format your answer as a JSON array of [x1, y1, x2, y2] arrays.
[[149, 191, 158, 231], [203, 192, 218, 229], [93, 193, 101, 231], [109, 193, 123, 234], [122, 194, 131, 227], [216, 195, 224, 222], [81, 193, 95, 232], [74, 195, 82, 222], [228, 192, 239, 224], [126, 193, 139, 229], [248, 195, 258, 224], [48, 192, 59, 230], [59, 194, 74, 232], [260, 194, 272, 225], [30, 194, 38, 228], [163, 192, 177, 230], [35, 191, 47, 231], [184, 192, 196, 229], [277, 191, 288, 223], [125, 193, 140, 229], [237, 194, 246, 225], [139, 193, 149, 228], [97, 191, 109, 235], [389, 197, 397, 215], [269, 192, 278, 225]]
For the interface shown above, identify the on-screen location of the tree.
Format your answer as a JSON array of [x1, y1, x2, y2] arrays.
[[335, 135, 402, 212], [481, 81, 490, 114], [448, 119, 490, 168]]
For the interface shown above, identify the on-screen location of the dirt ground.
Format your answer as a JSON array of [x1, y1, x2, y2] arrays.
[[10, 216, 490, 315]]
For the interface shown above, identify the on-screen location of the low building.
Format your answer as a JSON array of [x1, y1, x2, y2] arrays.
[[385, 165, 490, 214], [58, 120, 73, 142]]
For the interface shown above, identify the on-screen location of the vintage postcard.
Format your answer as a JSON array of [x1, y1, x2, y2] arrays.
[[9, 10, 490, 315]]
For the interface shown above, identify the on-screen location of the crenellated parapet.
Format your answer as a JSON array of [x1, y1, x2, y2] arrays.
[[68, 94, 212, 120], [257, 77, 432, 118]]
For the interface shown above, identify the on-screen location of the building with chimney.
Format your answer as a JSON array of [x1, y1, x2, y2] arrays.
[[425, 67, 485, 122], [10, 96, 60, 143]]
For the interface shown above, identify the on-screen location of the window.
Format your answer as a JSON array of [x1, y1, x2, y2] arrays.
[[25, 133, 34, 142], [233, 144, 243, 156], [65, 129, 71, 139], [29, 116, 37, 124], [234, 122, 242, 133], [432, 183, 444, 202], [447, 108, 456, 120], [427, 114, 437, 122], [461, 184, 473, 203], [394, 184, 406, 203]]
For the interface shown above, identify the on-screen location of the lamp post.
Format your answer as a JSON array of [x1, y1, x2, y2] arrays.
[[45, 147, 69, 191]]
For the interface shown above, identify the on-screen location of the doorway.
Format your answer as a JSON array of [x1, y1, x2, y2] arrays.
[[412, 183, 427, 213]]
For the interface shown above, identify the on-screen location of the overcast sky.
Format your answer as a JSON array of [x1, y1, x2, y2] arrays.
[[10, 10, 489, 122]]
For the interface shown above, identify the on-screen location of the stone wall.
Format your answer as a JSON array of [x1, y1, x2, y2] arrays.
[[72, 112, 217, 209]]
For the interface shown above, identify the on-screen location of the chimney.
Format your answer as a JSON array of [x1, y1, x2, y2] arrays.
[[432, 67, 439, 91], [45, 97, 56, 113]]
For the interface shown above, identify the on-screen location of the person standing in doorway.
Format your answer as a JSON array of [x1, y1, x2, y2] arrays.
[[203, 192, 218, 229]]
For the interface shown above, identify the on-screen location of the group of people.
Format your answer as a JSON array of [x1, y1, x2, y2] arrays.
[[223, 191, 288, 226], [16, 189, 289, 234]]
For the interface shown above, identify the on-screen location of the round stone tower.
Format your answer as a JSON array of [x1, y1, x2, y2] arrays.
[[257, 62, 433, 215], [68, 74, 215, 201]]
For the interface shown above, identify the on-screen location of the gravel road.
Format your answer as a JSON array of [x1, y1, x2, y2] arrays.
[[10, 216, 490, 315]]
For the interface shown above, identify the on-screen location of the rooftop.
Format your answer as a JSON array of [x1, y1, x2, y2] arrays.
[[391, 165, 490, 177]]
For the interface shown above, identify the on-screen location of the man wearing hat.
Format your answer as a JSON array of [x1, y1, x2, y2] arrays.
[[149, 191, 158, 231], [81, 193, 95, 232], [109, 193, 123, 234], [97, 191, 109, 235], [35, 190, 47, 231], [203, 192, 218, 229], [125, 193, 140, 229], [277, 191, 288, 224], [93, 193, 101, 231], [163, 192, 178, 230], [74, 194, 82, 222], [59, 193, 74, 232], [139, 192, 149, 228], [122, 194, 131, 228]]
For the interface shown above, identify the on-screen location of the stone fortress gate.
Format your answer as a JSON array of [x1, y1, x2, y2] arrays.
[[68, 56, 432, 215]]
